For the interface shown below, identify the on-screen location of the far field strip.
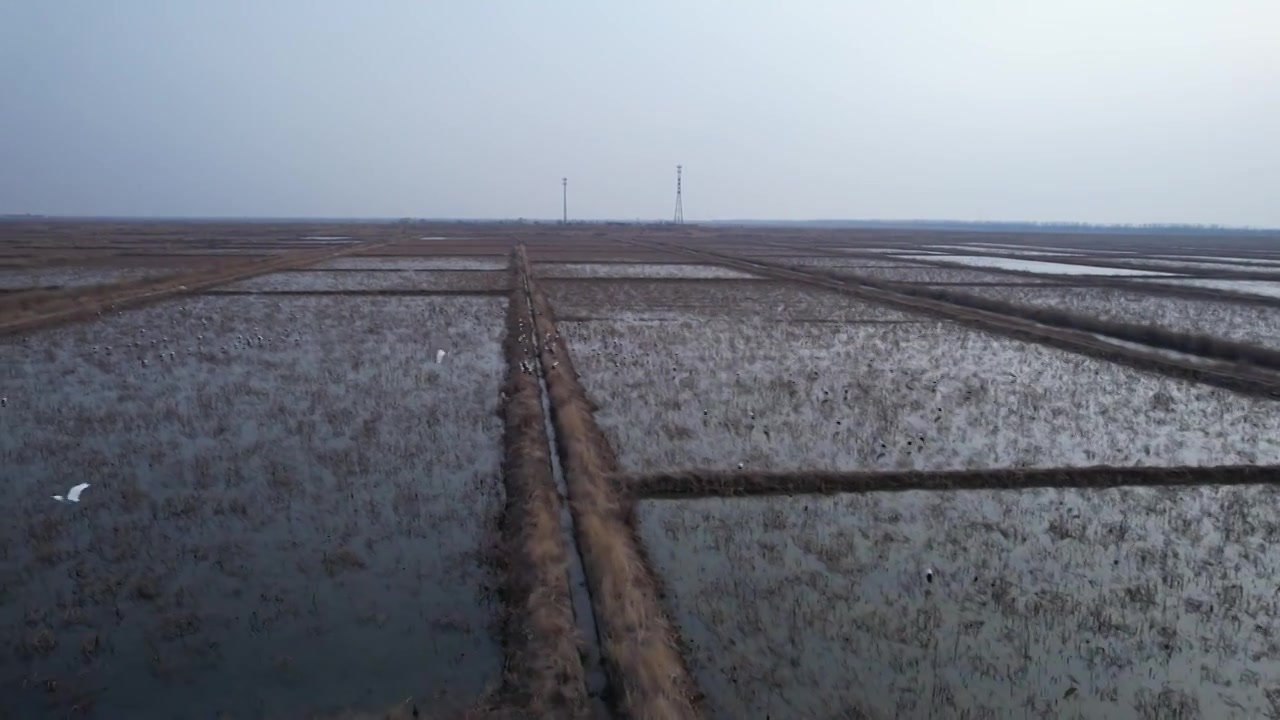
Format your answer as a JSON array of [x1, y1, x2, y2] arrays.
[[952, 285, 1280, 350], [631, 240, 1280, 400], [757, 237, 1280, 305], [906, 247, 1280, 281], [200, 288, 506, 297], [0, 239, 393, 337]]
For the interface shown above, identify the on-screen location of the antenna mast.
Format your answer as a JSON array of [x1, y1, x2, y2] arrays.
[[673, 165, 684, 224], [562, 177, 568, 224]]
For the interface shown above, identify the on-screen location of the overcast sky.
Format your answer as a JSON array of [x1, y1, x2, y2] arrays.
[[1, 2, 1277, 225]]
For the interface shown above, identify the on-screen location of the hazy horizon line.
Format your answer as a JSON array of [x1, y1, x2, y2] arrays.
[[3, 213, 1278, 234]]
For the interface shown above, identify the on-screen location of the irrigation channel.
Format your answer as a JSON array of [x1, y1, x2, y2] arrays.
[[519, 247, 702, 719], [517, 256, 611, 714]]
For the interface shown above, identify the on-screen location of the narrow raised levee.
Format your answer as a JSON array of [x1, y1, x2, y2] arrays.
[[631, 239, 1280, 399], [0, 239, 392, 336], [519, 246, 702, 720], [619, 464, 1280, 499], [497, 255, 591, 717]]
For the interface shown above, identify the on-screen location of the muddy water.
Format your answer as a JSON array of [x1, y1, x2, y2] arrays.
[[637, 486, 1280, 718], [0, 294, 506, 718], [562, 317, 1280, 474]]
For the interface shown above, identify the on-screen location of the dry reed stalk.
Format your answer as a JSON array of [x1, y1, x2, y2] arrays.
[[0, 241, 390, 336], [619, 465, 1280, 499], [498, 261, 589, 717], [519, 247, 701, 720]]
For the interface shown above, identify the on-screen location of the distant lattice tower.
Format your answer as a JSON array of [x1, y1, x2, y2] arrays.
[[562, 177, 568, 224], [673, 165, 684, 224]]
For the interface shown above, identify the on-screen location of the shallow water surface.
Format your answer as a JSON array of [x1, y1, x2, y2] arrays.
[[638, 486, 1280, 718], [0, 295, 506, 718]]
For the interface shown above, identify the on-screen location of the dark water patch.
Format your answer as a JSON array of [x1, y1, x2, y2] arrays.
[[0, 294, 507, 718], [637, 486, 1280, 718]]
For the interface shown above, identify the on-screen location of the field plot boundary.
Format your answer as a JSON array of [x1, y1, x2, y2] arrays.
[[898, 254, 1280, 304], [557, 315, 929, 325], [544, 276, 780, 285], [620, 465, 1280, 499], [522, 248, 703, 719], [0, 240, 390, 336], [495, 262, 592, 716], [752, 237, 1280, 301], [280, 267, 505, 273], [826, 270, 1280, 370], [632, 240, 1280, 399], [905, 248, 1280, 282], [200, 288, 507, 297], [762, 239, 1280, 305]]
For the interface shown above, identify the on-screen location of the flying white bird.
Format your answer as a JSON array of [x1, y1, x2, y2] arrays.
[[436, 349, 446, 364], [53, 483, 90, 503]]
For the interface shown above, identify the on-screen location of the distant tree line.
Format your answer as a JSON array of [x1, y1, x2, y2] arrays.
[[712, 218, 1280, 236]]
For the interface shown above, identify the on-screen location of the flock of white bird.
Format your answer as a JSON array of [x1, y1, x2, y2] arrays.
[[512, 317, 561, 376]]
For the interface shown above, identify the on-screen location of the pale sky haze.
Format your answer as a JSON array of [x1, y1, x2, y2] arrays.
[[1, 1, 1277, 225]]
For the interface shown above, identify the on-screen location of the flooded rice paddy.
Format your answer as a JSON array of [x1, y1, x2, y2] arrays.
[[956, 285, 1280, 351], [220, 269, 507, 293], [0, 294, 506, 717], [637, 485, 1280, 719], [562, 314, 1280, 473]]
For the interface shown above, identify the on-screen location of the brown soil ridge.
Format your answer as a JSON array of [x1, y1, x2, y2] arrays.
[[633, 240, 1280, 399], [900, 248, 1280, 286], [746, 234, 1280, 316], [0, 240, 391, 336], [620, 465, 1280, 499], [497, 262, 590, 717], [203, 289, 507, 297], [520, 247, 701, 720], [819, 264, 1280, 368]]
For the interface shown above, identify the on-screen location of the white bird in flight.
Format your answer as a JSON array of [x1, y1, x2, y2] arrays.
[[53, 483, 90, 503], [436, 349, 446, 364]]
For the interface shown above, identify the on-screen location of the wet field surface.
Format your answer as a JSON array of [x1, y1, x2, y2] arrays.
[[956, 284, 1280, 351], [637, 486, 1280, 719], [562, 312, 1280, 473], [0, 294, 506, 718], [221, 269, 508, 293]]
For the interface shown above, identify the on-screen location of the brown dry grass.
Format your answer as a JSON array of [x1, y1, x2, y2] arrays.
[[520, 247, 701, 720], [496, 261, 590, 717], [619, 465, 1280, 499], [832, 269, 1280, 369], [0, 241, 390, 335]]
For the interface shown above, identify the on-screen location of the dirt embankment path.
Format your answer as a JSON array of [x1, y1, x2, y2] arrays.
[[620, 465, 1280, 499], [0, 240, 391, 336], [497, 260, 591, 716], [519, 247, 702, 720]]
